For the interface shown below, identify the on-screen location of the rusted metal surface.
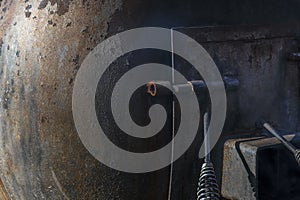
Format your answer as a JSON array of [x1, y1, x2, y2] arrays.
[[0, 0, 120, 199], [0, 1, 171, 199], [222, 135, 300, 200]]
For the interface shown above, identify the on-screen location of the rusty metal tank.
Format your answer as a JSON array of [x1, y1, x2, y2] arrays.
[[0, 1, 171, 199]]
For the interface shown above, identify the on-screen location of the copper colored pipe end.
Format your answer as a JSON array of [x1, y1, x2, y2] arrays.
[[147, 81, 157, 97]]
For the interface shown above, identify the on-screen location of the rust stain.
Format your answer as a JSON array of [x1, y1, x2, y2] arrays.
[[38, 0, 73, 16], [0, 38, 3, 56], [0, 0, 17, 37], [0, 0, 125, 199]]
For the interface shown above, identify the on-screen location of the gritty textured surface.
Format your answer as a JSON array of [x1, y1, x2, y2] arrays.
[[0, 1, 172, 199], [0, 0, 134, 199], [1, 0, 300, 200]]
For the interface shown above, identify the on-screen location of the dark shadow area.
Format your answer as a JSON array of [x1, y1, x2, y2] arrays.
[[109, 0, 300, 34]]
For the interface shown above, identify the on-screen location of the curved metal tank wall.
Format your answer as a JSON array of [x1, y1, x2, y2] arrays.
[[0, 1, 171, 199]]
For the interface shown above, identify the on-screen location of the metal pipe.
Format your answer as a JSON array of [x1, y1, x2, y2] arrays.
[[196, 111, 220, 200], [262, 122, 300, 166], [204, 112, 211, 163], [263, 123, 296, 153], [147, 76, 239, 97], [287, 52, 300, 61], [147, 81, 171, 96]]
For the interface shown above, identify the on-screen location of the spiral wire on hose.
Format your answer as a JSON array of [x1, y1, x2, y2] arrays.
[[262, 122, 300, 167], [295, 149, 300, 166], [196, 112, 220, 200], [197, 162, 220, 200]]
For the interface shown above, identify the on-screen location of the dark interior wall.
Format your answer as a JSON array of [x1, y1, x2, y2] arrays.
[[107, 1, 300, 200], [109, 0, 300, 33]]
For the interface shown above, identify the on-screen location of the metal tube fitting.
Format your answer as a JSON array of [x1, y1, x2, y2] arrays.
[[147, 77, 239, 97]]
